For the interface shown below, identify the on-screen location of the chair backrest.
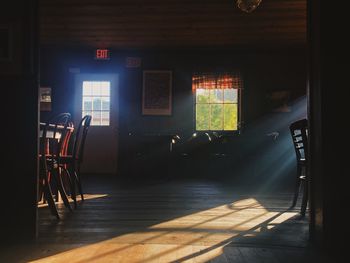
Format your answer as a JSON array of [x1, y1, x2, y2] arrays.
[[46, 113, 71, 158], [61, 121, 74, 156], [72, 115, 92, 163], [289, 118, 308, 162]]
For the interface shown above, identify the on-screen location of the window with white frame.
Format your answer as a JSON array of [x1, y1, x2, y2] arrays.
[[193, 73, 242, 131], [82, 81, 110, 126]]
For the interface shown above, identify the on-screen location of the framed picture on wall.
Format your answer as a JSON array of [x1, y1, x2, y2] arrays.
[[142, 70, 172, 115], [266, 90, 291, 112], [40, 87, 52, 111]]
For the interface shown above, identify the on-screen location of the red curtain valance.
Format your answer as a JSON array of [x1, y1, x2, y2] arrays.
[[192, 72, 242, 90]]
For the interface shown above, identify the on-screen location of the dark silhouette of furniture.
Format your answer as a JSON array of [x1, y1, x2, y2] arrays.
[[39, 122, 60, 219], [39, 113, 73, 218], [289, 118, 308, 216], [125, 132, 175, 182], [171, 132, 213, 178], [60, 115, 92, 208]]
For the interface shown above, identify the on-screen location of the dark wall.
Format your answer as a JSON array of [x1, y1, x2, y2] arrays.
[[0, 0, 38, 242], [40, 47, 307, 187], [309, 0, 349, 255]]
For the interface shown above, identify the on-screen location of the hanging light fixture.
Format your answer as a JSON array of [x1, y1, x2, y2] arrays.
[[236, 0, 262, 13]]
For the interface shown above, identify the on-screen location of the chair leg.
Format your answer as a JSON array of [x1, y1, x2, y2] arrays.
[[44, 184, 59, 219], [40, 156, 59, 219], [42, 173, 59, 219], [55, 190, 59, 202], [38, 178, 44, 202], [52, 167, 72, 211], [292, 164, 302, 207], [75, 170, 84, 201], [51, 172, 59, 203], [301, 179, 308, 217], [70, 169, 78, 208], [62, 166, 77, 209]]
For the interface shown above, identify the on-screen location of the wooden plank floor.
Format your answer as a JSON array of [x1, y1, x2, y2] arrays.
[[0, 176, 329, 262]]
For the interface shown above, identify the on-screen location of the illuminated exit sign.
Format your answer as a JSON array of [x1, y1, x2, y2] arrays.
[[95, 49, 110, 60]]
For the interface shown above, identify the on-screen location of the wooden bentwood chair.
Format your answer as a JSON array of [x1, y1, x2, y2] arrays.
[[60, 115, 92, 208], [289, 118, 308, 217], [39, 113, 73, 218]]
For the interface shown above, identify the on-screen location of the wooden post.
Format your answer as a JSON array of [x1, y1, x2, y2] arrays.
[[0, 0, 39, 243], [308, 0, 349, 254]]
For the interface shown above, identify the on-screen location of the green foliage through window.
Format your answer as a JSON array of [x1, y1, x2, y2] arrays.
[[194, 74, 240, 131]]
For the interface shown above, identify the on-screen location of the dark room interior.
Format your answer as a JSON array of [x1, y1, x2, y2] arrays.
[[0, 0, 348, 262]]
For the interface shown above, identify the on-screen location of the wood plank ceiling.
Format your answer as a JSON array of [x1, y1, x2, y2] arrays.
[[39, 0, 306, 48]]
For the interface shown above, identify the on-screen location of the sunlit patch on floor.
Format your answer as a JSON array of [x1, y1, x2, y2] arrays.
[[30, 198, 299, 262]]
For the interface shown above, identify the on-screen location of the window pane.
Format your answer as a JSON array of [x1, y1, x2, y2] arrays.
[[101, 97, 110, 111], [83, 82, 92, 96], [100, 82, 110, 96], [210, 104, 223, 130], [83, 97, 92, 111], [196, 89, 210, 104], [196, 104, 210, 130], [91, 82, 101, 96], [91, 111, 101, 126], [224, 89, 238, 103], [101, 111, 110, 126], [82, 81, 111, 126], [92, 97, 102, 111], [224, 104, 238, 130], [210, 89, 223, 103]]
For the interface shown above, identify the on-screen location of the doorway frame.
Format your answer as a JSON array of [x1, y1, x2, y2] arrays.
[[74, 73, 119, 175]]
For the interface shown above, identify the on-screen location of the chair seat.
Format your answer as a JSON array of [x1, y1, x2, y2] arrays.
[[42, 154, 76, 167], [43, 154, 75, 160]]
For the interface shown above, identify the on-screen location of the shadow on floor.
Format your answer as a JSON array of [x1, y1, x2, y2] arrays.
[[0, 175, 313, 262]]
